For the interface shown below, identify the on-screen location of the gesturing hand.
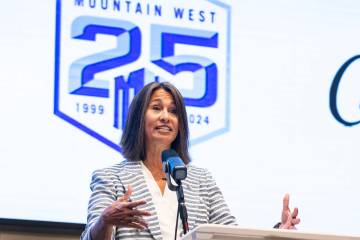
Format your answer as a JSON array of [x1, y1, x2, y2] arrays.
[[100, 185, 151, 230], [280, 193, 300, 229]]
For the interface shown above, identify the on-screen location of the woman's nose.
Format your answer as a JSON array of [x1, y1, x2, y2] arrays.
[[160, 110, 169, 122]]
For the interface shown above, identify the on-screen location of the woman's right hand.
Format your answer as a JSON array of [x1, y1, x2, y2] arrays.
[[99, 185, 151, 229]]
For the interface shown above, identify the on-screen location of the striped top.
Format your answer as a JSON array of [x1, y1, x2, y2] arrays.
[[80, 160, 237, 240]]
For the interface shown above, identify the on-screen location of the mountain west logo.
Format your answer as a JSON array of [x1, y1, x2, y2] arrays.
[[54, 0, 231, 153]]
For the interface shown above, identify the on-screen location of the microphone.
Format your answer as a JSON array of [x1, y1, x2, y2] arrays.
[[161, 149, 187, 181], [161, 149, 189, 237]]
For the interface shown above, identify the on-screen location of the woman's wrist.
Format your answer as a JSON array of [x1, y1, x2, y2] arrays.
[[90, 216, 113, 240]]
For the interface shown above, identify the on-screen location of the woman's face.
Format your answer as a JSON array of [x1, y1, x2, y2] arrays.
[[144, 88, 179, 149]]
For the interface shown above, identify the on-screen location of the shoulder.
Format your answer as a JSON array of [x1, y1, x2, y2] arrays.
[[89, 160, 138, 189], [92, 160, 127, 175], [187, 164, 214, 181], [90, 159, 141, 182], [188, 164, 208, 174]]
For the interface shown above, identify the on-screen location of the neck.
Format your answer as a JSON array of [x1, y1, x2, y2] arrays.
[[143, 142, 169, 173]]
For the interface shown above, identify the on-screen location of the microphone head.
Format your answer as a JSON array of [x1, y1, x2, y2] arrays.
[[161, 149, 187, 181]]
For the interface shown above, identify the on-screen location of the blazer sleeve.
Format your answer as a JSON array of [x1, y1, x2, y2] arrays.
[[80, 169, 118, 240], [204, 169, 237, 225]]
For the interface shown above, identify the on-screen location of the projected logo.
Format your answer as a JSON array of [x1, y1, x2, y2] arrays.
[[54, 0, 231, 152], [330, 55, 360, 127]]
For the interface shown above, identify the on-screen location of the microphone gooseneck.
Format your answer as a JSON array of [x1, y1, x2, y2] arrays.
[[161, 149, 189, 239]]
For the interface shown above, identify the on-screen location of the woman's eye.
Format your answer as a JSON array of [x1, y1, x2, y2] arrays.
[[169, 108, 177, 114], [152, 105, 161, 110]]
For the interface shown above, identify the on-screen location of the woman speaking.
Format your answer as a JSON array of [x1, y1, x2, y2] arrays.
[[81, 82, 300, 240]]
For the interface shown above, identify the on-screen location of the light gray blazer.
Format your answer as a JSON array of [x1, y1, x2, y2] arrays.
[[81, 160, 237, 240]]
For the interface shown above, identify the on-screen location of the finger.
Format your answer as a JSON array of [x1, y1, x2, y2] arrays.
[[291, 218, 301, 225], [123, 185, 133, 201], [291, 207, 298, 218], [119, 208, 149, 217], [131, 216, 148, 227], [126, 200, 147, 209], [117, 185, 133, 202], [121, 216, 148, 228], [283, 193, 290, 211], [129, 209, 151, 217]]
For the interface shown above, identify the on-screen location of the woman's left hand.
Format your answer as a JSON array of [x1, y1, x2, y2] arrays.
[[279, 193, 300, 229]]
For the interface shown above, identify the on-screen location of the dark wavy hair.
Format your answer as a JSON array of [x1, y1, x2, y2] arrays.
[[120, 82, 190, 164]]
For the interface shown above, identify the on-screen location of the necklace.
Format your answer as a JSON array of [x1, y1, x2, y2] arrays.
[[142, 161, 167, 181]]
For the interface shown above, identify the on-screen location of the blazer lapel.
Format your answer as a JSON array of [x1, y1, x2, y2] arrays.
[[119, 160, 163, 240]]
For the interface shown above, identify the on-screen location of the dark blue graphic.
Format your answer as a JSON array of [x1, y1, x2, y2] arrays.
[[330, 55, 360, 127]]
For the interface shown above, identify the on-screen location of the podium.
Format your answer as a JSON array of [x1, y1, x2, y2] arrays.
[[181, 224, 360, 240]]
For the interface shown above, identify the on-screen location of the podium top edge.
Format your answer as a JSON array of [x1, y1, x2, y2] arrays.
[[183, 224, 360, 240]]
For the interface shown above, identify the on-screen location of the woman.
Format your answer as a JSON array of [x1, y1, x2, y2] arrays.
[[81, 82, 300, 240]]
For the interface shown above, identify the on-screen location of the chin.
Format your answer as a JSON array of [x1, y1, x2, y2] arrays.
[[152, 136, 175, 145]]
